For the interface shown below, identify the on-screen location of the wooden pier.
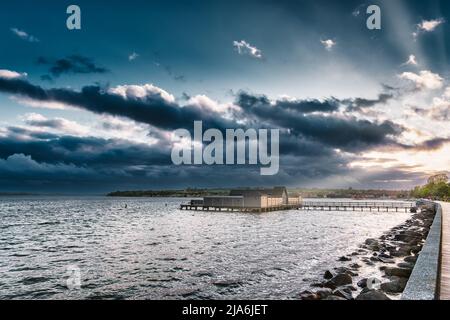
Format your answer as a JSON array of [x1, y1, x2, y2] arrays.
[[180, 201, 416, 213], [180, 203, 301, 213], [300, 201, 415, 213]]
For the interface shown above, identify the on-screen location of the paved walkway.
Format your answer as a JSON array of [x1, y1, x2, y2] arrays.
[[439, 202, 450, 300]]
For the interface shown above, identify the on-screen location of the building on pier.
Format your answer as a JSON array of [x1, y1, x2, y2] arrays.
[[199, 187, 301, 209]]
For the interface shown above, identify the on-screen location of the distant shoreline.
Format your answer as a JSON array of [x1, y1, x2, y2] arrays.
[[106, 188, 410, 199]]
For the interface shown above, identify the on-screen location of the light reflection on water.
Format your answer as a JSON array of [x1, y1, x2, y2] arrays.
[[0, 196, 411, 299]]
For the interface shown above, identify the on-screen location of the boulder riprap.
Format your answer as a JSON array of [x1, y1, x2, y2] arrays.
[[380, 277, 408, 294], [324, 270, 334, 280], [357, 278, 367, 288], [384, 267, 412, 278], [338, 256, 351, 262], [350, 263, 361, 269], [332, 288, 353, 300], [302, 203, 436, 300], [324, 295, 346, 300], [404, 255, 418, 263], [356, 290, 390, 300], [324, 273, 353, 289]]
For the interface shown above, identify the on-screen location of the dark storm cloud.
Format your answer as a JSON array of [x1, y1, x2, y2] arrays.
[[0, 77, 415, 192], [0, 77, 405, 154], [345, 93, 394, 111], [0, 128, 171, 167], [24, 117, 67, 130], [394, 138, 450, 152], [237, 92, 340, 114], [37, 55, 109, 79], [235, 92, 403, 151], [0, 77, 233, 131]]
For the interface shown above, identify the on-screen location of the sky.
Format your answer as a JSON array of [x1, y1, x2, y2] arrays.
[[0, 0, 449, 193]]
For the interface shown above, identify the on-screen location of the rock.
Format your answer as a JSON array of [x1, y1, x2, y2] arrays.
[[350, 263, 361, 269], [356, 290, 391, 300], [338, 256, 351, 262], [365, 238, 379, 246], [404, 256, 418, 263], [378, 257, 395, 264], [315, 288, 333, 299], [359, 287, 371, 294], [411, 245, 423, 254], [389, 247, 412, 257], [340, 285, 357, 292], [324, 270, 334, 280], [394, 231, 422, 243], [380, 277, 408, 294], [397, 262, 415, 270], [324, 295, 346, 300], [357, 278, 367, 288], [311, 282, 324, 288], [299, 290, 319, 300], [332, 288, 353, 300], [324, 273, 353, 289], [334, 267, 357, 276], [365, 238, 380, 251], [384, 267, 412, 278]]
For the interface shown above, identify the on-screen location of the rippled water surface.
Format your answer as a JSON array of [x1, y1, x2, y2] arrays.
[[0, 196, 412, 299]]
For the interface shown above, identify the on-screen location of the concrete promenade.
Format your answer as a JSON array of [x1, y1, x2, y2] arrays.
[[439, 202, 450, 300]]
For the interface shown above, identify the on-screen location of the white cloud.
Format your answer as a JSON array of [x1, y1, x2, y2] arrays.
[[418, 18, 445, 32], [0, 69, 27, 79], [11, 96, 75, 110], [399, 70, 444, 90], [128, 52, 139, 61], [10, 27, 39, 42], [233, 40, 263, 59], [402, 54, 418, 66], [429, 97, 450, 120], [21, 113, 90, 136], [320, 39, 336, 51], [98, 115, 159, 144], [108, 84, 176, 103], [186, 94, 238, 113], [413, 18, 445, 38]]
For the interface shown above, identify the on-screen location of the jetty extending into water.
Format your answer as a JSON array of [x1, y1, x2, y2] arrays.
[[181, 199, 416, 213], [180, 202, 302, 213], [300, 201, 415, 213], [179, 186, 418, 213]]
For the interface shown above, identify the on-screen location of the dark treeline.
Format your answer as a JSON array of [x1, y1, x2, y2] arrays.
[[107, 188, 410, 199]]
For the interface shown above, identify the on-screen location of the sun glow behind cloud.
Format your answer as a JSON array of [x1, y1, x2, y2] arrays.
[[350, 143, 450, 175]]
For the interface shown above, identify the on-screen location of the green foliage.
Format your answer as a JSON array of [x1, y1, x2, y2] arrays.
[[411, 181, 450, 201]]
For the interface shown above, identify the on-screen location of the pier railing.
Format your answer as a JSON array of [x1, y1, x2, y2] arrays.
[[300, 201, 415, 213], [301, 201, 414, 208], [180, 200, 416, 213]]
